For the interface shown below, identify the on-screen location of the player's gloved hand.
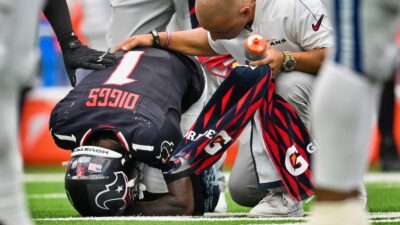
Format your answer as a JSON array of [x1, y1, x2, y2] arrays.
[[128, 179, 147, 200], [59, 33, 116, 86], [138, 183, 146, 200]]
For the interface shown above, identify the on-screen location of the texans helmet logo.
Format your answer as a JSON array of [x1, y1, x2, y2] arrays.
[[95, 171, 131, 210], [156, 141, 175, 163]]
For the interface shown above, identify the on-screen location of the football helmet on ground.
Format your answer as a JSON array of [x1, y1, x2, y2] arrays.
[[64, 144, 140, 217]]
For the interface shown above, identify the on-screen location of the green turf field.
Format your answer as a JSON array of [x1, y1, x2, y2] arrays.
[[25, 166, 400, 225]]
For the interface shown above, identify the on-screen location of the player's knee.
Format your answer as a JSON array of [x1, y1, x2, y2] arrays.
[[275, 72, 314, 100], [228, 176, 255, 207]]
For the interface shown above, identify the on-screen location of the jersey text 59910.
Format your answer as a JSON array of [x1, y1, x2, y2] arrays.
[[86, 88, 140, 110]]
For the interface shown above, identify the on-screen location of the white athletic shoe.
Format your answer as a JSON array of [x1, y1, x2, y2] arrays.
[[248, 192, 304, 217], [214, 192, 228, 213], [306, 198, 370, 225]]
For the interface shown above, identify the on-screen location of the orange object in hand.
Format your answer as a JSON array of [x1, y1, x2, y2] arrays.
[[244, 34, 267, 62]]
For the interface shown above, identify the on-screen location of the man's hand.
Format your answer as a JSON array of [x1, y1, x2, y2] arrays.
[[251, 48, 328, 75], [112, 34, 154, 53], [61, 38, 116, 86], [125, 176, 195, 216], [249, 43, 284, 76]]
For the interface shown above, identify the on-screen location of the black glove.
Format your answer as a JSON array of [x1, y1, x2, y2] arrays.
[[60, 33, 116, 86]]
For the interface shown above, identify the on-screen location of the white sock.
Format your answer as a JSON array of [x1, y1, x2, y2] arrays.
[[307, 198, 370, 225], [311, 62, 382, 191]]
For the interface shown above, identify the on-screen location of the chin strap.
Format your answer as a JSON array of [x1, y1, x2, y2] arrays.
[[126, 167, 146, 200]]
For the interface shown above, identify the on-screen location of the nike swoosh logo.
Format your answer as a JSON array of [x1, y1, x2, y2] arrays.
[[312, 14, 325, 31]]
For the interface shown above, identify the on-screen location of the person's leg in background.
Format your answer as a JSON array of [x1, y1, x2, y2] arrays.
[[106, 0, 174, 48], [378, 79, 400, 171], [276, 70, 368, 207], [310, 62, 381, 225], [308, 0, 399, 224], [232, 71, 313, 216], [0, 0, 44, 224], [228, 121, 270, 208], [229, 114, 304, 216]]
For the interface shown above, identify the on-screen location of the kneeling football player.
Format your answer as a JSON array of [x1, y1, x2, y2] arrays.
[[49, 47, 219, 216]]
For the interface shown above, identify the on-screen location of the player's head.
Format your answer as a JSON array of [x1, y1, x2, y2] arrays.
[[64, 130, 140, 217]]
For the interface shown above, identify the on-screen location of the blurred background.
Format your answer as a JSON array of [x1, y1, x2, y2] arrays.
[[19, 0, 400, 171]]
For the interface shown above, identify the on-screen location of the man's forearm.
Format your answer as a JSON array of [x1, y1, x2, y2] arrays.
[[132, 195, 192, 216], [158, 28, 218, 56], [292, 48, 328, 74], [127, 177, 194, 216]]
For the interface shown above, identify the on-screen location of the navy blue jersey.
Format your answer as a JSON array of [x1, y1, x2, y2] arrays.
[[50, 48, 204, 169]]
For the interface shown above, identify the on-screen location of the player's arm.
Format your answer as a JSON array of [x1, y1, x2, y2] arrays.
[[127, 176, 196, 216], [290, 48, 327, 74], [43, 0, 116, 86], [112, 28, 218, 56]]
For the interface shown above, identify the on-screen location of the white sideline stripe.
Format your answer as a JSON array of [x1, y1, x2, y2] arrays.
[[204, 212, 248, 217], [364, 172, 400, 183], [373, 218, 400, 223], [237, 223, 305, 225], [34, 217, 305, 222], [368, 212, 400, 218], [25, 172, 400, 183], [242, 221, 400, 225], [222, 172, 400, 184], [24, 174, 64, 182], [33, 212, 400, 222], [207, 212, 400, 219], [244, 220, 400, 225], [28, 193, 66, 199]]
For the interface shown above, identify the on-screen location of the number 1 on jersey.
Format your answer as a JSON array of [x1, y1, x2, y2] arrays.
[[104, 51, 144, 86]]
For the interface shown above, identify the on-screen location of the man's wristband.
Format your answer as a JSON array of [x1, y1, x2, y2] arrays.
[[151, 30, 161, 48], [164, 32, 172, 49], [58, 31, 80, 51]]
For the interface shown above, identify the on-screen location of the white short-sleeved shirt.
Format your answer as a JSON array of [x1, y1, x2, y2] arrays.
[[209, 0, 334, 65]]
